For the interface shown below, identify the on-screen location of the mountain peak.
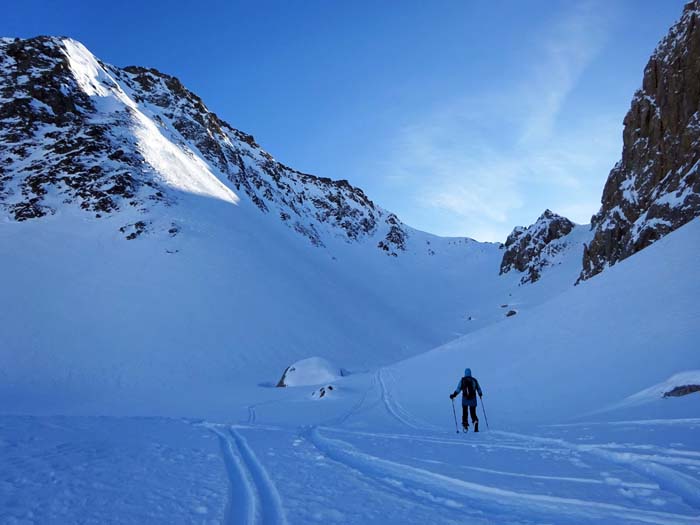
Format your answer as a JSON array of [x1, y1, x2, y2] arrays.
[[500, 210, 576, 284], [0, 36, 408, 253]]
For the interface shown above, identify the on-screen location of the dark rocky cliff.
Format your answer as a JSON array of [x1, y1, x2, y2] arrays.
[[580, 1, 700, 281], [500, 209, 576, 284]]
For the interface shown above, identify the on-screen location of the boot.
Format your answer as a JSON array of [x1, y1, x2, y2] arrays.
[[462, 423, 469, 432], [474, 420, 479, 433]]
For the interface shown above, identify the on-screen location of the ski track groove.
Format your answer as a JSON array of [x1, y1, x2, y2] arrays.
[[208, 425, 256, 525], [229, 427, 288, 525], [323, 427, 563, 453], [206, 424, 287, 525], [378, 368, 439, 432], [308, 427, 700, 525], [298, 427, 469, 517], [247, 405, 257, 425], [497, 431, 700, 511]]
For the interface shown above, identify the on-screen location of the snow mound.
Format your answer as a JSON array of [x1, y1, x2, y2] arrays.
[[611, 370, 700, 409], [277, 357, 341, 387]]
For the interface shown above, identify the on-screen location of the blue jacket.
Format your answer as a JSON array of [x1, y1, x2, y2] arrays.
[[453, 368, 482, 407]]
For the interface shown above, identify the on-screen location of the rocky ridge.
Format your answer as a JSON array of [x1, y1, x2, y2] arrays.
[[580, 0, 700, 281], [0, 36, 408, 253], [499, 209, 576, 284]]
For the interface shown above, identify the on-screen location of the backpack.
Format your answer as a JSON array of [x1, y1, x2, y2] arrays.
[[460, 376, 477, 399]]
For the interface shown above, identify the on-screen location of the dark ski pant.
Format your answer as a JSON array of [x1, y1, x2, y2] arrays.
[[462, 405, 478, 427]]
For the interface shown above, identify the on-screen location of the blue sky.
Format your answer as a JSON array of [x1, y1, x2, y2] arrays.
[[3, 0, 688, 241]]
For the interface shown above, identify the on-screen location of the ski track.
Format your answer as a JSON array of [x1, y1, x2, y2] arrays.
[[297, 427, 470, 517], [372, 367, 700, 511], [497, 431, 700, 511], [208, 425, 256, 525], [308, 427, 700, 525], [206, 424, 287, 525], [454, 465, 659, 490], [325, 372, 377, 427], [323, 427, 564, 454], [247, 405, 257, 425], [229, 428, 288, 525], [547, 418, 700, 428], [594, 443, 700, 459], [378, 368, 439, 431]]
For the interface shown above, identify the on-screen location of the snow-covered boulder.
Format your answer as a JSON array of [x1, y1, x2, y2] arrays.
[[276, 357, 342, 387]]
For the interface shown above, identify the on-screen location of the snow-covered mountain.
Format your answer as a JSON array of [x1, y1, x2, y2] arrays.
[[580, 0, 700, 281], [0, 36, 406, 253], [1, 3, 700, 524], [1, 9, 699, 416], [1, 35, 588, 416]]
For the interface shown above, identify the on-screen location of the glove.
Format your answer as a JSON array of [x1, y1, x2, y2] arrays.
[[479, 393, 483, 398], [449, 393, 456, 400]]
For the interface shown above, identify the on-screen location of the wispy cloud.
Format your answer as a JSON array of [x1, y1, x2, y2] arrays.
[[378, 2, 620, 242]]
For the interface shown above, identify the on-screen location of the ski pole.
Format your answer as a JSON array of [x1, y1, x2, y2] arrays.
[[450, 398, 459, 433], [480, 396, 490, 430]]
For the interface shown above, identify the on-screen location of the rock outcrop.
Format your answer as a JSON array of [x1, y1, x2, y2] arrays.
[[499, 209, 575, 284], [0, 36, 408, 252], [663, 384, 700, 398], [579, 1, 700, 281]]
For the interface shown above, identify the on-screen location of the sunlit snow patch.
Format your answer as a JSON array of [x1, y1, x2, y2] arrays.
[[62, 38, 238, 206]]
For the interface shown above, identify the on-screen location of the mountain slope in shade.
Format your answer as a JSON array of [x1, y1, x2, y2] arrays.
[[580, 0, 700, 281]]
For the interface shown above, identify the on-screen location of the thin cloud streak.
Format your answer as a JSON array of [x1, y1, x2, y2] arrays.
[[379, 2, 620, 242]]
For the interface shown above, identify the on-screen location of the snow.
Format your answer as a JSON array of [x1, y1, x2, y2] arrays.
[[610, 370, 700, 409], [2, 34, 699, 525], [385, 218, 700, 427], [0, 180, 580, 418], [131, 107, 240, 205], [62, 37, 240, 206], [1, 217, 698, 523], [278, 357, 341, 387]]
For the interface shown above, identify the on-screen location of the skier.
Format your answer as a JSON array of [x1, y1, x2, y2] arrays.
[[450, 368, 483, 432]]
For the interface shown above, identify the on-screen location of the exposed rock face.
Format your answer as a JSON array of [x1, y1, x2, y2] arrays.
[[663, 384, 700, 397], [499, 210, 575, 284], [0, 36, 408, 251], [580, 1, 700, 281]]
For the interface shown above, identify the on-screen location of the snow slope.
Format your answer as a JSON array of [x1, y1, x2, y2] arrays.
[[383, 217, 700, 426], [4, 219, 694, 525], [6, 415, 700, 525], [0, 193, 590, 417], [0, 36, 603, 418], [1, 28, 699, 525], [1, 152, 698, 525]]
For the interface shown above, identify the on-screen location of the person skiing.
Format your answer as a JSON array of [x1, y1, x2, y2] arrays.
[[450, 368, 483, 432]]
